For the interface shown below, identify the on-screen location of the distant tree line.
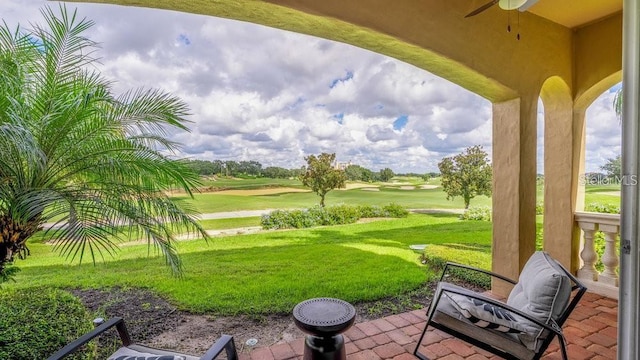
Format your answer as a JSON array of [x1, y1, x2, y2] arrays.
[[180, 158, 438, 181], [344, 165, 395, 182], [180, 159, 302, 178]]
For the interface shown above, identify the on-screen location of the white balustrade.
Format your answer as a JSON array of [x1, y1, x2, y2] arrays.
[[574, 212, 620, 299]]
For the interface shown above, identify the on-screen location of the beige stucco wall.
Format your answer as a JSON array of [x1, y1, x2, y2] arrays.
[[574, 14, 623, 107]]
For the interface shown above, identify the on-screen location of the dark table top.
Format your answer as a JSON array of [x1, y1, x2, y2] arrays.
[[293, 297, 356, 337]]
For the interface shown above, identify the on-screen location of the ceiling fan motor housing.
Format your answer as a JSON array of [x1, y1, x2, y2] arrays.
[[499, 0, 538, 11]]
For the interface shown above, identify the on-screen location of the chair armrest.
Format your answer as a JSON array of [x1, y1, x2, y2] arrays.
[[46, 317, 131, 360], [440, 262, 517, 285], [199, 335, 238, 360], [436, 283, 561, 335]]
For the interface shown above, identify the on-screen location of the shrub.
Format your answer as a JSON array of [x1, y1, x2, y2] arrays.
[[260, 209, 317, 229], [459, 206, 491, 221], [357, 204, 387, 218], [536, 202, 544, 215], [382, 203, 409, 217], [585, 202, 620, 214], [0, 288, 95, 360], [536, 224, 544, 251], [260, 203, 408, 229], [420, 251, 491, 289], [326, 204, 361, 224]]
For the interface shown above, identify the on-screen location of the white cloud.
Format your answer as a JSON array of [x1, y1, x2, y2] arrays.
[[2, 0, 621, 173]]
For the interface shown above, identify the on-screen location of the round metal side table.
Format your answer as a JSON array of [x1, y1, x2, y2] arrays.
[[293, 297, 356, 360]]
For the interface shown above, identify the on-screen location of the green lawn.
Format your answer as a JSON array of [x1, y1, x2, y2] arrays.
[[197, 177, 304, 190], [8, 177, 618, 317], [11, 213, 491, 315], [181, 177, 620, 216], [198, 217, 261, 230], [584, 183, 621, 208], [183, 186, 489, 213]]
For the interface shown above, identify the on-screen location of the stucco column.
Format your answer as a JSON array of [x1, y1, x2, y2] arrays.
[[541, 81, 577, 271], [571, 109, 588, 273], [492, 96, 538, 296]]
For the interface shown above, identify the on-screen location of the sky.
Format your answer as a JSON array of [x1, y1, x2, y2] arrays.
[[1, 1, 621, 174]]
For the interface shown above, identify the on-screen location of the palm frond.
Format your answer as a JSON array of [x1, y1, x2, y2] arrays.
[[112, 88, 192, 140], [613, 88, 623, 122]]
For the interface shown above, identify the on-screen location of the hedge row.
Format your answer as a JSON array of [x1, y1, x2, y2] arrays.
[[260, 203, 408, 229], [459, 206, 491, 221]]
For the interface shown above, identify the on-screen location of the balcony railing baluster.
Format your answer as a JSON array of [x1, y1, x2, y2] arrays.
[[574, 212, 620, 299]]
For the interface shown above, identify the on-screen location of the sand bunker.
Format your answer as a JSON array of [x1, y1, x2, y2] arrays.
[[420, 185, 439, 189], [214, 187, 310, 196], [341, 183, 380, 190], [381, 182, 413, 186], [399, 186, 415, 190]]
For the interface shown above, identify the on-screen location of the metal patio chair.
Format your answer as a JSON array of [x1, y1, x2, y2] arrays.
[[47, 317, 238, 360], [414, 251, 587, 360]]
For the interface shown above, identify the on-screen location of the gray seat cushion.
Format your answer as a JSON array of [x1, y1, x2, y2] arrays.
[[108, 344, 199, 360], [506, 251, 571, 350]]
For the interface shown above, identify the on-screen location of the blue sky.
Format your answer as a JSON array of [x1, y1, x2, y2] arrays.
[[2, 1, 621, 173]]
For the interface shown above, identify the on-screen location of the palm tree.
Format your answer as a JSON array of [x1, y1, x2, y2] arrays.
[[614, 87, 623, 120], [0, 6, 208, 281]]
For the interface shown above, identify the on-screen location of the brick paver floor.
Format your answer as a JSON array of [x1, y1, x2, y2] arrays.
[[239, 292, 617, 360]]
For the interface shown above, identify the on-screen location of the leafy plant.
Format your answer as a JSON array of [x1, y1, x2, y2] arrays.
[[0, 5, 207, 278], [0, 265, 20, 285], [0, 288, 94, 359], [381, 203, 410, 217], [420, 252, 491, 289], [260, 203, 408, 229], [585, 202, 620, 214], [459, 206, 492, 221]]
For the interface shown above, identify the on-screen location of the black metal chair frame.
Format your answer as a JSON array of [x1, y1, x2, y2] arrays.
[[46, 317, 238, 360], [414, 260, 587, 360]]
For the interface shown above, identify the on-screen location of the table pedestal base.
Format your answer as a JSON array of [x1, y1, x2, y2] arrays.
[[303, 334, 346, 360]]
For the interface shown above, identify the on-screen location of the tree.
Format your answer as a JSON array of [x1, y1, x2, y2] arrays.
[[438, 145, 492, 209], [263, 166, 291, 179], [345, 164, 374, 182], [237, 160, 263, 176], [601, 155, 621, 179], [299, 153, 346, 207], [379, 168, 395, 182], [0, 6, 207, 281]]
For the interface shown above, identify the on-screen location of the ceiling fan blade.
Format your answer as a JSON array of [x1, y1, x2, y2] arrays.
[[465, 0, 500, 18], [518, 0, 539, 11]]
